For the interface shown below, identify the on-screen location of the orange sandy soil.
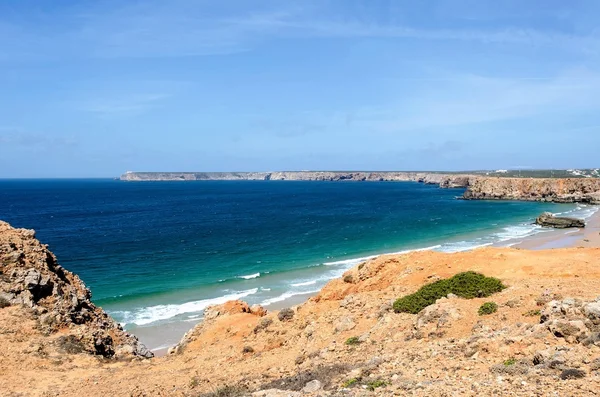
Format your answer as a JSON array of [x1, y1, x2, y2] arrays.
[[2, 247, 600, 396]]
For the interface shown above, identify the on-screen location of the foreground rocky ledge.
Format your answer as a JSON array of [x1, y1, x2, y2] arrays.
[[1, 220, 600, 396], [0, 221, 151, 359]]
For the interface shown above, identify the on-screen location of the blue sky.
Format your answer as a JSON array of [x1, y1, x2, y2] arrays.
[[1, 0, 599, 177]]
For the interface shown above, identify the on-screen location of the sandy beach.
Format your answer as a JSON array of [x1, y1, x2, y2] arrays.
[[513, 207, 600, 250]]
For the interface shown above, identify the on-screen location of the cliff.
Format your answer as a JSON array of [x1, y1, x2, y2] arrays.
[[120, 171, 473, 188], [3, 219, 600, 396], [0, 221, 152, 359], [464, 177, 600, 204]]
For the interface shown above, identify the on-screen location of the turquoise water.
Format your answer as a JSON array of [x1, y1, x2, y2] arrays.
[[1, 179, 594, 349]]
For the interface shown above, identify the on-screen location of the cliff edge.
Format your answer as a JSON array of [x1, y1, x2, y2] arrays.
[[463, 177, 600, 204], [0, 221, 152, 359]]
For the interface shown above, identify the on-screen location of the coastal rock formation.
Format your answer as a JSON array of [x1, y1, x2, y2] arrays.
[[464, 177, 600, 203], [120, 171, 473, 188], [0, 221, 152, 359], [535, 212, 586, 229]]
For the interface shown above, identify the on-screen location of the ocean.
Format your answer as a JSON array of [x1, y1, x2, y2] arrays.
[[1, 179, 596, 350]]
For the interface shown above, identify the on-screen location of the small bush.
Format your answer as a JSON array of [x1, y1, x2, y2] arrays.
[[366, 379, 388, 391], [560, 368, 586, 380], [242, 346, 254, 354], [199, 385, 248, 397], [253, 317, 273, 333], [523, 309, 541, 317], [189, 376, 200, 389], [56, 335, 86, 354], [342, 378, 359, 388], [345, 336, 360, 346], [278, 308, 295, 322], [503, 357, 517, 366], [478, 302, 498, 316], [393, 271, 506, 314], [343, 274, 353, 283], [0, 297, 10, 308]]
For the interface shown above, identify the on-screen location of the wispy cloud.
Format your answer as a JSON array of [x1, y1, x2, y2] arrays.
[[78, 93, 170, 116], [0, 1, 598, 60], [343, 69, 600, 133], [0, 129, 79, 148]]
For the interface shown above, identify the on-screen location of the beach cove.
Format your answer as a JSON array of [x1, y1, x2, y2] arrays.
[[0, 178, 597, 354]]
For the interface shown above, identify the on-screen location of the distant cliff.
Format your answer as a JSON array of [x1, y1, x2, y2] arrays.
[[120, 172, 600, 204], [464, 177, 600, 204], [120, 171, 472, 188]]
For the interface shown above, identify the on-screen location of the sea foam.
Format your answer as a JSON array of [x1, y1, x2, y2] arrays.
[[114, 288, 258, 326], [238, 273, 261, 279]]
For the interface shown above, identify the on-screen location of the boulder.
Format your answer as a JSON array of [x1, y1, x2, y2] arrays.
[[535, 212, 585, 229], [302, 380, 323, 393]]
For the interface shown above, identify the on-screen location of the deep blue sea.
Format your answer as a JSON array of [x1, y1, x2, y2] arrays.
[[1, 179, 596, 350]]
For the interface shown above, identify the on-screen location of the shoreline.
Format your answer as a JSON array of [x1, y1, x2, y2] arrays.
[[146, 206, 600, 357], [511, 207, 600, 250]]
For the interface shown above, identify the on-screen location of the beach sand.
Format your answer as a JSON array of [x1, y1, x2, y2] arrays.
[[513, 207, 600, 250]]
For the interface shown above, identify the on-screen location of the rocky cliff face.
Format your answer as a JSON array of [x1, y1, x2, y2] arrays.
[[0, 221, 152, 359], [464, 177, 600, 204], [120, 171, 473, 188]]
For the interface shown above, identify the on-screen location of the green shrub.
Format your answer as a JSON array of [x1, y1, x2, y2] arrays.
[[393, 271, 505, 314], [503, 357, 516, 366], [367, 380, 388, 391], [342, 378, 359, 387], [478, 302, 498, 316], [523, 309, 541, 317], [199, 385, 248, 397], [345, 336, 360, 346]]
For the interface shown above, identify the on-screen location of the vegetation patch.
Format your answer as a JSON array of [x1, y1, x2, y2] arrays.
[[0, 297, 10, 308], [198, 384, 249, 397], [345, 336, 361, 346], [523, 309, 541, 317], [503, 357, 517, 366], [478, 302, 498, 316], [258, 364, 350, 391], [342, 378, 360, 388], [366, 379, 388, 391], [393, 271, 506, 314], [560, 368, 586, 380], [278, 308, 295, 322], [253, 317, 273, 333], [56, 335, 86, 354]]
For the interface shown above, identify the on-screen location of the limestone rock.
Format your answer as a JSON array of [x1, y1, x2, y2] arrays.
[[302, 380, 323, 393], [334, 316, 356, 333], [535, 212, 585, 229]]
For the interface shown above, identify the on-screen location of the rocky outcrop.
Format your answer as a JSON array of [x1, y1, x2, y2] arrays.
[[0, 221, 152, 359], [120, 171, 474, 188], [535, 212, 586, 229], [170, 299, 267, 354], [463, 177, 600, 203]]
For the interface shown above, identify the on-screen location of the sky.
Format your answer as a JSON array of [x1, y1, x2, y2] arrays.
[[1, 0, 600, 177]]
